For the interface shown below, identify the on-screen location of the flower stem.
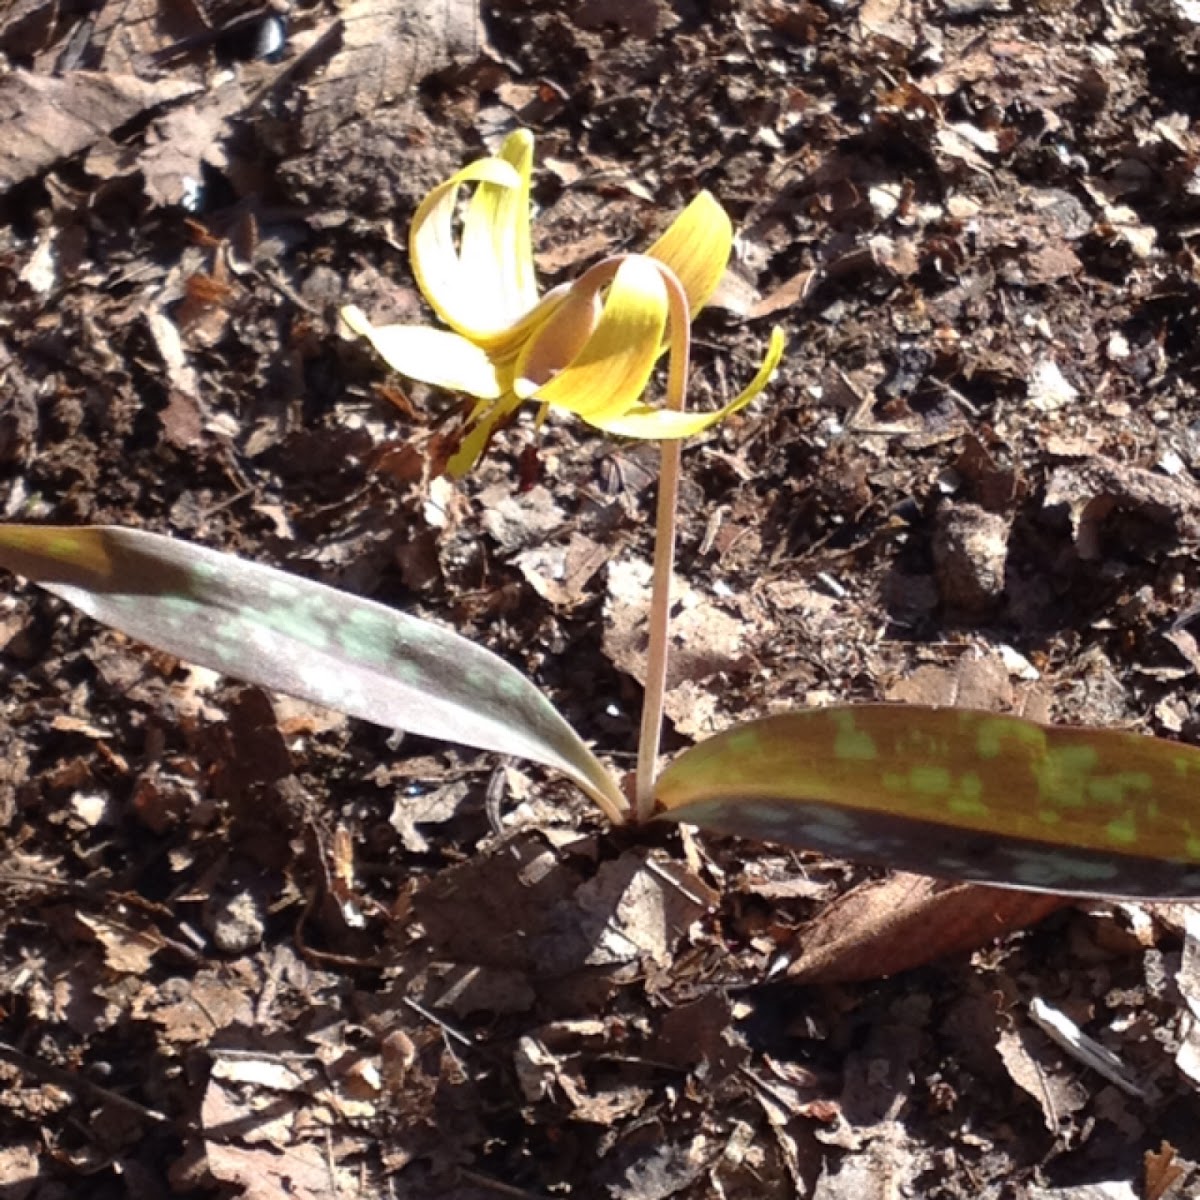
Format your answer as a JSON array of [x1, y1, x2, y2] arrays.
[[635, 440, 681, 821], [634, 264, 692, 823]]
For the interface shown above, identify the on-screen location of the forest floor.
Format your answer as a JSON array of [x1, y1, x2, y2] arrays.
[[2, 0, 1200, 1196]]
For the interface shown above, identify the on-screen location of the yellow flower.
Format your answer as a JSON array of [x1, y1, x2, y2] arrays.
[[341, 129, 784, 475]]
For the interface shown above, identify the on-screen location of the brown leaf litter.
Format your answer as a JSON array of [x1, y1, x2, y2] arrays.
[[5, 0, 1200, 1194]]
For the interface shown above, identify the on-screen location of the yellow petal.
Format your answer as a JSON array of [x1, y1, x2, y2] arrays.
[[340, 305, 501, 399], [597, 326, 786, 439], [460, 130, 537, 326], [446, 393, 525, 477], [530, 257, 668, 423], [645, 191, 733, 318], [410, 152, 530, 341]]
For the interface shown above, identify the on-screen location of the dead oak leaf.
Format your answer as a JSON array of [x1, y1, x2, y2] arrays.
[[139, 80, 245, 208], [1144, 1141, 1186, 1200]]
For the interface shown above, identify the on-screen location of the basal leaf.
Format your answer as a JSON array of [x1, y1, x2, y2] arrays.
[[653, 705, 1200, 898], [0, 524, 627, 823]]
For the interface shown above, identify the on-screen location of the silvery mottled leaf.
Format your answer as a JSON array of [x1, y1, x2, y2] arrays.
[[0, 524, 626, 822], [656, 705, 1200, 898]]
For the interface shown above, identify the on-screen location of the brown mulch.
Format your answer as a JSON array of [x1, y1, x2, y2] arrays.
[[2, 0, 1200, 1196]]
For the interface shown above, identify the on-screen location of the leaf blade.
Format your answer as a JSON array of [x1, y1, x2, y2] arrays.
[[654, 705, 1200, 897], [0, 525, 627, 823]]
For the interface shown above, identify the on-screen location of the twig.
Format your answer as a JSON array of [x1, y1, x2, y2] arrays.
[[401, 996, 474, 1050], [1028, 997, 1149, 1099], [0, 1039, 171, 1125], [456, 1167, 551, 1199]]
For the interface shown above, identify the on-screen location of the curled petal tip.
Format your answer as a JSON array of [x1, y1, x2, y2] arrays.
[[411, 153, 534, 339], [340, 307, 503, 400], [340, 304, 373, 339], [647, 191, 734, 318], [597, 324, 786, 441], [498, 127, 535, 165]]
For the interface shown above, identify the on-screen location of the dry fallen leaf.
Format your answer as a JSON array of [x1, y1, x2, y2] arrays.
[[995, 1018, 1091, 1134], [604, 557, 747, 737], [514, 532, 612, 607], [139, 81, 246, 207], [145, 973, 256, 1045], [884, 648, 1015, 710], [204, 1141, 352, 1200], [1144, 1141, 1186, 1200], [86, 0, 210, 73], [785, 873, 1070, 984], [0, 70, 198, 194], [810, 1135, 912, 1200], [575, 851, 715, 968], [300, 0, 482, 143], [76, 912, 167, 975], [748, 266, 815, 320]]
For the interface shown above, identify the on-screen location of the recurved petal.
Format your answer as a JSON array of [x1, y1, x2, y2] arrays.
[[596, 326, 786, 439], [531, 257, 668, 423], [460, 130, 538, 327], [512, 281, 603, 400], [645, 191, 733, 318], [340, 306, 502, 399], [410, 156, 527, 341]]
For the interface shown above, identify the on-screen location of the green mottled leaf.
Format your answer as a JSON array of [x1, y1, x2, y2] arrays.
[[654, 705, 1200, 898], [0, 524, 627, 823]]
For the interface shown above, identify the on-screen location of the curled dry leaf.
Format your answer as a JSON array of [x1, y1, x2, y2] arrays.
[[784, 873, 1070, 985]]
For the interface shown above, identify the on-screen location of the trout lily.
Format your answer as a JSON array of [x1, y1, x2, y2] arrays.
[[341, 129, 785, 475]]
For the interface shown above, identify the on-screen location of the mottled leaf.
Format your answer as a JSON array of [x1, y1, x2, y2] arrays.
[[0, 525, 626, 823], [655, 705, 1200, 897]]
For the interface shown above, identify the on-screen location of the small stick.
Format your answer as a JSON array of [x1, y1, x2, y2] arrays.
[[0, 1039, 171, 1125], [401, 996, 474, 1050], [456, 1167, 551, 1199], [1028, 997, 1149, 1099]]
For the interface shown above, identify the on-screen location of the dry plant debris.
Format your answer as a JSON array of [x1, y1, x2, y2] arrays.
[[4, 0, 1200, 1195]]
